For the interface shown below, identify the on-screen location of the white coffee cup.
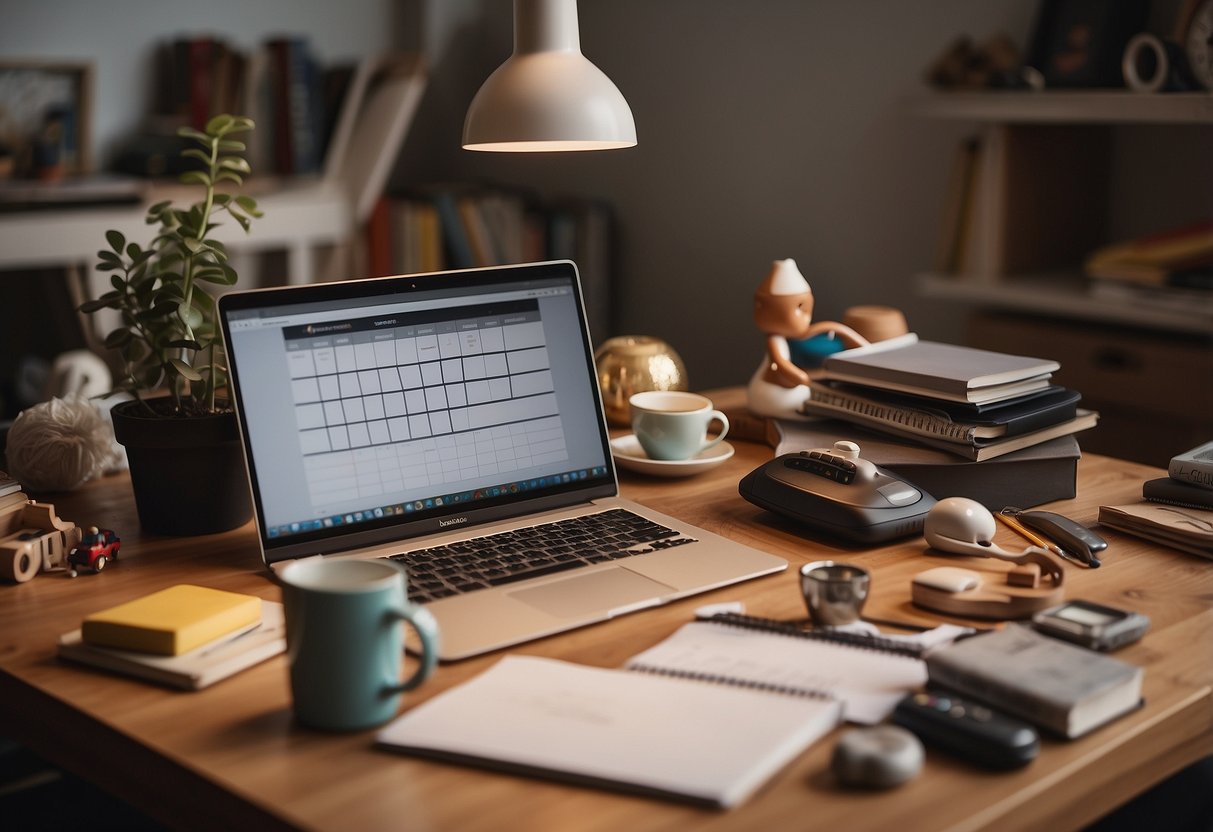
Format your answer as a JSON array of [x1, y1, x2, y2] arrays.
[[629, 391, 730, 461]]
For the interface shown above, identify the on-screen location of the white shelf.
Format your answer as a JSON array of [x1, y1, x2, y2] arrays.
[[916, 273, 1213, 336], [910, 91, 1213, 124]]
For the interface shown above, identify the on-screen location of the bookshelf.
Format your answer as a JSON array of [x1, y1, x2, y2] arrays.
[[913, 90, 1213, 335], [912, 90, 1213, 464]]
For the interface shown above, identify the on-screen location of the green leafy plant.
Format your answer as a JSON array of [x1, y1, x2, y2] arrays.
[[82, 114, 263, 416]]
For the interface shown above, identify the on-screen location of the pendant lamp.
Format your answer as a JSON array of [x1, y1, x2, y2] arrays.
[[462, 0, 637, 152]]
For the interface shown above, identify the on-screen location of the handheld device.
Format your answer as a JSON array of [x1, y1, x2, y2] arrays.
[[738, 441, 936, 544], [1031, 600, 1149, 651], [892, 690, 1040, 770]]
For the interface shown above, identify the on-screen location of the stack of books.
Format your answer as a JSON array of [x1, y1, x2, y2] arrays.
[[1098, 440, 1213, 560], [806, 337, 1098, 463], [58, 584, 285, 690], [755, 336, 1099, 509], [1084, 221, 1213, 317]]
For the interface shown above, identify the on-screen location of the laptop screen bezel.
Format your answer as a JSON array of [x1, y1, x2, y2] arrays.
[[219, 260, 619, 565]]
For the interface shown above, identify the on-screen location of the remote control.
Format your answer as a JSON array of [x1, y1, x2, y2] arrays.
[[892, 690, 1040, 770]]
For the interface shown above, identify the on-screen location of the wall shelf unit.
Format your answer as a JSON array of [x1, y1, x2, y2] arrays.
[[910, 90, 1213, 124], [913, 89, 1213, 464]]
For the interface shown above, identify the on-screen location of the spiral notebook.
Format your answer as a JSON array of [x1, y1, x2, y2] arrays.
[[625, 613, 927, 724], [377, 615, 924, 807]]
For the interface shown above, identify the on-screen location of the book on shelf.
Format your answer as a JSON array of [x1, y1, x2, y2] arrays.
[[803, 381, 1083, 443], [925, 624, 1143, 739], [821, 339, 1059, 405], [331, 54, 426, 224], [1098, 502, 1213, 560], [60, 600, 286, 690], [1087, 279, 1213, 316], [1084, 221, 1213, 285], [934, 135, 981, 275], [770, 419, 1079, 509], [377, 653, 843, 809], [365, 185, 614, 336], [81, 584, 263, 656]]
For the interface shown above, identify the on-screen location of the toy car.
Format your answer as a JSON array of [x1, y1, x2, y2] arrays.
[[67, 527, 121, 576]]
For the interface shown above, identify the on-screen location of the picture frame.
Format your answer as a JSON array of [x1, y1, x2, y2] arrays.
[[0, 61, 93, 180], [1024, 0, 1151, 88]]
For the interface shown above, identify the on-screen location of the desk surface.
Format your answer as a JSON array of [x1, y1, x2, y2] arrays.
[[2, 429, 1211, 832]]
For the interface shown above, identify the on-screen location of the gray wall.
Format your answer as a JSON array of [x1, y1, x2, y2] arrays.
[[402, 0, 1040, 388], [8, 1, 1191, 393]]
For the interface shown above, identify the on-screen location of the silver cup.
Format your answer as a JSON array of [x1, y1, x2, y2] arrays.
[[800, 561, 871, 627]]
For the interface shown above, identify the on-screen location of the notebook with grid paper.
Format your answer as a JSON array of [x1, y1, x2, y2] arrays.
[[219, 261, 785, 659]]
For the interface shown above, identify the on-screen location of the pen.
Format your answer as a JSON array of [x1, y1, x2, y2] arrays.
[[995, 511, 1071, 561]]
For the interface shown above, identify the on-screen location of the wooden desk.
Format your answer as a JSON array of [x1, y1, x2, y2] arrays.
[[1, 443, 1210, 831]]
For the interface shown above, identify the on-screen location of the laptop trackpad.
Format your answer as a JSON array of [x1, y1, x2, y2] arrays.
[[509, 567, 675, 620]]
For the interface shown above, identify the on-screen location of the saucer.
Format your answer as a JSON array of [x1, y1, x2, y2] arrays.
[[609, 435, 735, 478]]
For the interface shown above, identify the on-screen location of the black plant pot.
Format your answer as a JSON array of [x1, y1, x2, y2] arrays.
[[110, 399, 253, 536]]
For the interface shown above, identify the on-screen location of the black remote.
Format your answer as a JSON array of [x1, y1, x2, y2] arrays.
[[892, 690, 1040, 770]]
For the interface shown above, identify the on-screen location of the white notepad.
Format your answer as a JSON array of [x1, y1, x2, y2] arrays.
[[377, 654, 841, 808], [625, 618, 927, 724]]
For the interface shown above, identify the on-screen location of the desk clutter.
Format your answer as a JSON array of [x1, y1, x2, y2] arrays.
[[58, 604, 285, 691], [1098, 440, 1213, 559], [804, 336, 1098, 462], [738, 329, 1100, 511], [58, 585, 285, 690]]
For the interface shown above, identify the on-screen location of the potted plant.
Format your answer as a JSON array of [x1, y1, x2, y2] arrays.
[[82, 115, 262, 536]]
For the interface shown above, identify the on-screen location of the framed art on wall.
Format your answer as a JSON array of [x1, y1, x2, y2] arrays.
[[0, 62, 93, 180], [1025, 0, 1151, 88]]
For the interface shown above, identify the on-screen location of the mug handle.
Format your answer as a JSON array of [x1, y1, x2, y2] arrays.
[[384, 603, 440, 694], [701, 410, 730, 452]]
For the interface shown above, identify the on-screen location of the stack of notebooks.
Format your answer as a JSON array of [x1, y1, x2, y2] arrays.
[[783, 335, 1099, 508], [1098, 440, 1213, 560], [58, 584, 286, 690]]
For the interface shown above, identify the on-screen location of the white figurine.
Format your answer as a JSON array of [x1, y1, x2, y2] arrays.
[[746, 259, 868, 420]]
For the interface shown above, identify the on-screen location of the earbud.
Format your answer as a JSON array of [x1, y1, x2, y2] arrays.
[[923, 497, 1064, 586]]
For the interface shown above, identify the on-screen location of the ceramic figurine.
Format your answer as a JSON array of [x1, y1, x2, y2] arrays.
[[747, 259, 869, 420]]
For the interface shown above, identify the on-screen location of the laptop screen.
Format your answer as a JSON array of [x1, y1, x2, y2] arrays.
[[220, 262, 617, 564]]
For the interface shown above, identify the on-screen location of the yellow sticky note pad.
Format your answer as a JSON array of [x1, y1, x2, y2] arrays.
[[82, 584, 262, 656]]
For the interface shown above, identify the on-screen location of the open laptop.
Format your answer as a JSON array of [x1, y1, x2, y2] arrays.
[[219, 261, 785, 659]]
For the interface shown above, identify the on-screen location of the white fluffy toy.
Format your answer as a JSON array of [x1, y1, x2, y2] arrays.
[[6, 395, 127, 493]]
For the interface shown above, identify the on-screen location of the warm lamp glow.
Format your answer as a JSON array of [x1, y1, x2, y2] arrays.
[[462, 0, 637, 152]]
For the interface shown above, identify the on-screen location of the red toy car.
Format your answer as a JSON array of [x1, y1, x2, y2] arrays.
[[67, 527, 121, 576]]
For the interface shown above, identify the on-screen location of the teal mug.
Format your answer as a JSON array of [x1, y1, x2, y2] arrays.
[[629, 391, 730, 461], [279, 558, 439, 731]]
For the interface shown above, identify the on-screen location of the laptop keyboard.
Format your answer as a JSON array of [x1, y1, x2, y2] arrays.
[[388, 509, 697, 603]]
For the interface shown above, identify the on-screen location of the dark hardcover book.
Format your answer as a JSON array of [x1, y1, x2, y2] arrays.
[[1142, 477, 1213, 510], [815, 382, 1082, 435], [431, 189, 476, 269], [821, 339, 1058, 400], [267, 39, 294, 175], [770, 419, 1079, 510], [925, 624, 1142, 738]]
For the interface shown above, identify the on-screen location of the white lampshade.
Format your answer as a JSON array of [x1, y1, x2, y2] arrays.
[[462, 0, 637, 152]]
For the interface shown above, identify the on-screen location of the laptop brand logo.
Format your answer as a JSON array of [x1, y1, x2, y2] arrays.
[[439, 516, 469, 528]]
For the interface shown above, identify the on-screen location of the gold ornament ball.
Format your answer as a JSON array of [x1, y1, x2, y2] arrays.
[[594, 336, 688, 427]]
